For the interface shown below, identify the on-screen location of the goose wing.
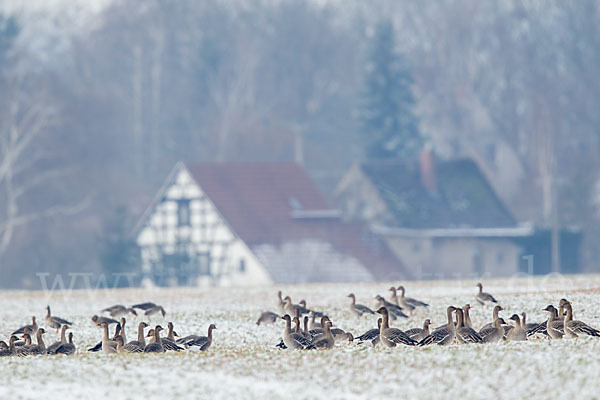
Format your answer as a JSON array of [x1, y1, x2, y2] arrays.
[[132, 302, 157, 310], [354, 304, 375, 315], [382, 328, 417, 346]]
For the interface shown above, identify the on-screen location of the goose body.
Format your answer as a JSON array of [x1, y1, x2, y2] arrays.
[[282, 315, 313, 349], [482, 318, 506, 343], [475, 283, 498, 306], [563, 302, 600, 338], [12, 317, 37, 335], [404, 319, 432, 342], [46, 306, 73, 331], [55, 332, 76, 355], [455, 308, 483, 343], [256, 311, 279, 326], [47, 325, 70, 354], [418, 306, 456, 346], [479, 305, 504, 333], [183, 324, 217, 351], [103, 305, 138, 318], [144, 325, 166, 353], [312, 321, 334, 349], [506, 314, 527, 341], [92, 315, 119, 326], [376, 307, 417, 347], [397, 286, 429, 308], [543, 305, 564, 339], [347, 294, 375, 317], [0, 336, 18, 357]]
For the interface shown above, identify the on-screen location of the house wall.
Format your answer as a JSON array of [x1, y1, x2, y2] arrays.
[[334, 163, 391, 224], [136, 165, 272, 287], [383, 236, 522, 279]]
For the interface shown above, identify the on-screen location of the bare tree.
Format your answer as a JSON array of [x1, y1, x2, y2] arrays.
[[0, 67, 87, 259]]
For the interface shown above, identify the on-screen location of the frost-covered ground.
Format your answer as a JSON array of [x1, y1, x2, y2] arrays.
[[2, 274, 600, 399]]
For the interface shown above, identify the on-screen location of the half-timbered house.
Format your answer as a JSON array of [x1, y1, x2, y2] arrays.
[[135, 162, 404, 286]]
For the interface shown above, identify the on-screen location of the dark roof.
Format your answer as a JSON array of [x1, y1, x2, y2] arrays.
[[185, 163, 406, 280], [360, 159, 516, 229]]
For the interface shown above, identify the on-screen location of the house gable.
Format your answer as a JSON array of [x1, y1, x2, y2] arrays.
[[136, 163, 272, 286]]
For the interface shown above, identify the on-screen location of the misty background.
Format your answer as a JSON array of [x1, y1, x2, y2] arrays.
[[1, 0, 599, 288]]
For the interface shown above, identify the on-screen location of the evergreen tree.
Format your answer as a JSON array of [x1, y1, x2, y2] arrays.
[[359, 20, 422, 159]]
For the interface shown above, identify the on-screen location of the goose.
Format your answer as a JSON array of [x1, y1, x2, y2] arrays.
[[165, 322, 179, 342], [102, 305, 138, 319], [461, 304, 474, 328], [374, 295, 408, 319], [144, 325, 166, 353], [506, 314, 527, 341], [418, 306, 457, 346], [145, 305, 166, 319], [12, 316, 37, 335], [404, 319, 432, 342], [475, 283, 498, 306], [355, 318, 382, 344], [543, 305, 564, 339], [92, 315, 119, 326], [521, 312, 540, 331], [277, 291, 285, 312], [47, 324, 70, 354], [119, 318, 128, 344], [256, 311, 279, 326], [348, 294, 375, 317], [101, 322, 118, 354], [55, 332, 76, 355], [115, 335, 127, 353], [308, 316, 329, 338], [88, 322, 121, 352], [455, 308, 483, 343], [14, 327, 33, 347], [376, 307, 417, 347], [145, 328, 183, 351], [132, 302, 159, 311], [127, 322, 149, 347], [479, 305, 504, 332], [312, 321, 334, 349], [0, 336, 19, 357], [298, 300, 324, 318], [0, 341, 7, 351], [18, 332, 33, 347], [390, 287, 415, 315], [388, 287, 401, 306], [563, 301, 600, 338], [482, 318, 507, 343], [19, 328, 46, 356], [283, 296, 310, 316], [181, 324, 216, 351], [46, 306, 73, 332], [530, 301, 567, 338], [301, 316, 312, 341], [397, 286, 429, 308], [281, 315, 313, 349]]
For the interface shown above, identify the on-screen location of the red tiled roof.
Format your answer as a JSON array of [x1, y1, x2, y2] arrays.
[[185, 163, 407, 280]]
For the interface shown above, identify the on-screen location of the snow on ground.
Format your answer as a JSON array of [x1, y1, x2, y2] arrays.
[[2, 274, 600, 399]]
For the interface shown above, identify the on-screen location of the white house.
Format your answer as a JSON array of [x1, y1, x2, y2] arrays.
[[135, 162, 404, 286]]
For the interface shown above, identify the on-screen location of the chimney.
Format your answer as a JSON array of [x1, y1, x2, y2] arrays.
[[420, 144, 437, 195]]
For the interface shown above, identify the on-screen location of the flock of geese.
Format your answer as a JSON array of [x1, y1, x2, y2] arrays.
[[2, 282, 599, 357], [0, 302, 216, 357], [258, 283, 600, 350]]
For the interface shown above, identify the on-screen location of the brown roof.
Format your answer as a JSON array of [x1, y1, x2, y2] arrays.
[[185, 162, 407, 281]]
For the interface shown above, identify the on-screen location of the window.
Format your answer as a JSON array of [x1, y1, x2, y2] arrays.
[[177, 200, 190, 226], [239, 259, 246, 273]]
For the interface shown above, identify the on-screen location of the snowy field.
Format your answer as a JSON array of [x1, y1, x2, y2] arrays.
[[2, 274, 600, 399]]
